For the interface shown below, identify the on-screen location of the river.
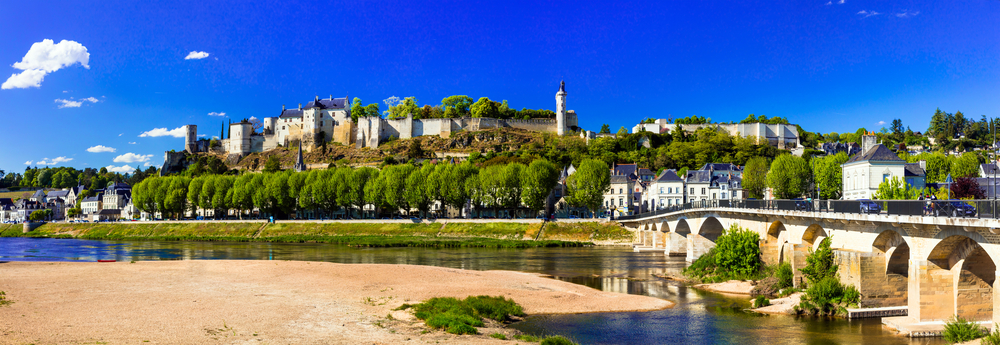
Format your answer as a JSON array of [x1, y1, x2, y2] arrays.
[[0, 237, 942, 344]]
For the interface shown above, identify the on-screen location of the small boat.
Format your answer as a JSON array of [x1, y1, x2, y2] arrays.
[[97, 259, 116, 263]]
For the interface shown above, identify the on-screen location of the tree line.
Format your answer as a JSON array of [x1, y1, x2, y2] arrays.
[[131, 159, 612, 220], [348, 95, 556, 122]]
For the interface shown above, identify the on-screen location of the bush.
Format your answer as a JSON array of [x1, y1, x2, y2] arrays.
[[715, 224, 762, 277], [776, 262, 794, 289], [515, 334, 541, 342], [540, 336, 578, 345], [753, 296, 770, 308], [943, 316, 985, 344], [408, 296, 526, 335], [798, 276, 860, 315], [800, 237, 838, 285], [982, 325, 1000, 345], [489, 333, 507, 340]]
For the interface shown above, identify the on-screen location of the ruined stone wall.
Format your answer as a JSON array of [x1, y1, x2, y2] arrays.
[[505, 118, 558, 133]]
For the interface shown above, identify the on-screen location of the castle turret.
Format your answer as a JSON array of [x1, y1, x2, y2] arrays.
[[184, 125, 198, 153], [556, 81, 567, 136]]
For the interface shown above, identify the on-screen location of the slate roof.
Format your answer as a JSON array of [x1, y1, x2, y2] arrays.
[[304, 97, 348, 110], [611, 163, 638, 177], [279, 109, 304, 118], [98, 209, 121, 215], [655, 169, 683, 182], [686, 170, 712, 183], [701, 163, 742, 172], [904, 163, 926, 177], [982, 163, 1000, 176], [638, 168, 654, 177], [82, 196, 101, 202], [845, 144, 904, 163], [46, 190, 69, 198], [610, 175, 630, 184], [0, 198, 13, 208]]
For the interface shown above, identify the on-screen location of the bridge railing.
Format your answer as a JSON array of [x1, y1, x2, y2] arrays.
[[622, 198, 1000, 221]]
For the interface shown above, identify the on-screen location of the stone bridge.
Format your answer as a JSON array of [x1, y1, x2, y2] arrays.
[[619, 207, 1000, 326]]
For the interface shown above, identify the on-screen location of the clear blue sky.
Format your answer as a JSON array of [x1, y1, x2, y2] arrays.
[[1, 0, 998, 174]]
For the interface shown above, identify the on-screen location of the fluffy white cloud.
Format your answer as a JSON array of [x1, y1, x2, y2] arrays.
[[113, 152, 154, 163], [896, 10, 919, 18], [838, 0, 844, 4], [24, 161, 32, 165], [54, 96, 99, 108], [55, 98, 82, 108], [185, 51, 210, 60], [37, 156, 73, 165], [876, 120, 886, 126], [128, 141, 137, 145], [104, 164, 135, 173], [144, 162, 155, 167], [2, 39, 90, 90], [86, 145, 116, 153], [118, 133, 123, 136], [208, 112, 226, 117], [139, 127, 186, 138], [858, 10, 881, 17]]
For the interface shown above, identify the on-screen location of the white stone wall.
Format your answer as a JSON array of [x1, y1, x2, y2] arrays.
[[843, 161, 905, 200]]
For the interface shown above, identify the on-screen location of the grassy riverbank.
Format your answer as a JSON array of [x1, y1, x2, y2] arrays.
[[1, 221, 632, 248]]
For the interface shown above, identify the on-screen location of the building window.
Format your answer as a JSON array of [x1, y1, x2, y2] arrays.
[[660, 187, 664, 193], [721, 193, 727, 199], [721, 185, 727, 191], [619, 198, 623, 206], [690, 188, 694, 194], [883, 174, 889, 182], [619, 188, 623, 194], [701, 188, 706, 194]]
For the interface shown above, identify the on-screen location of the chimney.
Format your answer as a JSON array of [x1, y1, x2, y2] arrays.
[[919, 160, 926, 172], [329, 95, 333, 100], [862, 132, 877, 154], [298, 103, 302, 110], [282, 104, 285, 111], [315, 95, 319, 101]]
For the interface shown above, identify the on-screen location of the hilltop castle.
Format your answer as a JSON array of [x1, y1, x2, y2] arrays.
[[163, 82, 578, 171]]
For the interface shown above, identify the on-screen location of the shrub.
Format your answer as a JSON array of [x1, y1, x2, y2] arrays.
[[409, 296, 526, 335], [798, 276, 861, 315], [982, 325, 1000, 345], [489, 333, 507, 340], [714, 224, 762, 277], [800, 237, 837, 285], [515, 334, 541, 342], [541, 336, 578, 345], [776, 262, 794, 289], [943, 316, 985, 344], [753, 296, 770, 308]]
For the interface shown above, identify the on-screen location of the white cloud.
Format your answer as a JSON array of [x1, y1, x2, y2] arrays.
[[198, 134, 206, 137], [139, 127, 186, 138], [86, 145, 116, 153], [55, 98, 83, 108], [104, 164, 135, 173], [62, 90, 69, 93], [118, 133, 123, 136], [877, 120, 887, 126], [896, 10, 919, 18], [208, 111, 226, 117], [249, 116, 258, 121], [825, 1, 832, 5], [37, 156, 73, 165], [185, 51, 210, 60], [113, 152, 154, 163], [24, 161, 32, 165], [54, 96, 99, 108], [2, 39, 90, 90], [858, 10, 881, 17], [838, 0, 844, 4], [128, 141, 137, 145]]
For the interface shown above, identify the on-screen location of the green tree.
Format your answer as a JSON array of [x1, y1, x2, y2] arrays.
[[566, 159, 610, 218], [616, 126, 629, 137], [387, 96, 420, 119], [364, 169, 388, 216], [404, 165, 432, 217], [952, 152, 981, 178], [800, 237, 838, 285], [599, 124, 611, 134], [351, 97, 366, 122], [349, 167, 377, 218], [470, 97, 501, 118], [263, 156, 282, 173], [715, 224, 762, 277], [873, 176, 922, 200], [810, 152, 849, 199], [743, 157, 769, 199], [521, 160, 559, 214], [766, 154, 810, 199], [442, 95, 473, 117]]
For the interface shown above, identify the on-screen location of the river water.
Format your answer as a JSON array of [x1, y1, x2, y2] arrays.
[[0, 237, 943, 344]]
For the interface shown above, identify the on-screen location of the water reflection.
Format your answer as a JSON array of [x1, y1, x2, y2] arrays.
[[0, 238, 944, 344]]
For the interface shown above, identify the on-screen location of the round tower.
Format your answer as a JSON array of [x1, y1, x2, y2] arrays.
[[555, 81, 567, 136], [184, 125, 198, 153]]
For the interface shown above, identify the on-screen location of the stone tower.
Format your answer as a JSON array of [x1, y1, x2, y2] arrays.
[[184, 125, 198, 153], [556, 81, 567, 136], [862, 131, 878, 153]]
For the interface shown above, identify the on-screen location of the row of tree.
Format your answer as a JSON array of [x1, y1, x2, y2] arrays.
[[131, 159, 613, 220], [2, 166, 157, 191], [348, 95, 556, 122]]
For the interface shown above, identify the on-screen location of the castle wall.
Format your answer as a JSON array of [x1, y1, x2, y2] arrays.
[[505, 118, 558, 133]]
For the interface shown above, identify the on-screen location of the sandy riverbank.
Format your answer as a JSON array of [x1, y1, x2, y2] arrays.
[[0, 260, 672, 344]]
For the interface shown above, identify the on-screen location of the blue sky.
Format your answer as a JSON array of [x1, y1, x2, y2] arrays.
[[1, 0, 998, 173]]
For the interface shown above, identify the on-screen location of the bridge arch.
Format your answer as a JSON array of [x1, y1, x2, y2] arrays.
[[673, 218, 691, 236], [921, 235, 996, 321], [696, 216, 726, 242], [872, 230, 909, 277], [802, 224, 828, 251], [762, 221, 788, 265]]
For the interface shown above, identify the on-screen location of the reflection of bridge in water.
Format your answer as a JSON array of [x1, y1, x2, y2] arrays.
[[619, 201, 1000, 333]]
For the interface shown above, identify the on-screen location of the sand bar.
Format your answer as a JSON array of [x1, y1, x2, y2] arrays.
[[0, 260, 672, 344]]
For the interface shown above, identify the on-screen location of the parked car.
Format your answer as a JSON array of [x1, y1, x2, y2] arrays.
[[859, 199, 881, 214], [794, 200, 813, 212], [936, 201, 977, 218]]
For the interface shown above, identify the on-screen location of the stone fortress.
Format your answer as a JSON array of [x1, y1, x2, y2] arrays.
[[632, 119, 801, 149], [169, 82, 578, 163]]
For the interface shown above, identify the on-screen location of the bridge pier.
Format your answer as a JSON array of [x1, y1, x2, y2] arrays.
[[664, 232, 687, 257]]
